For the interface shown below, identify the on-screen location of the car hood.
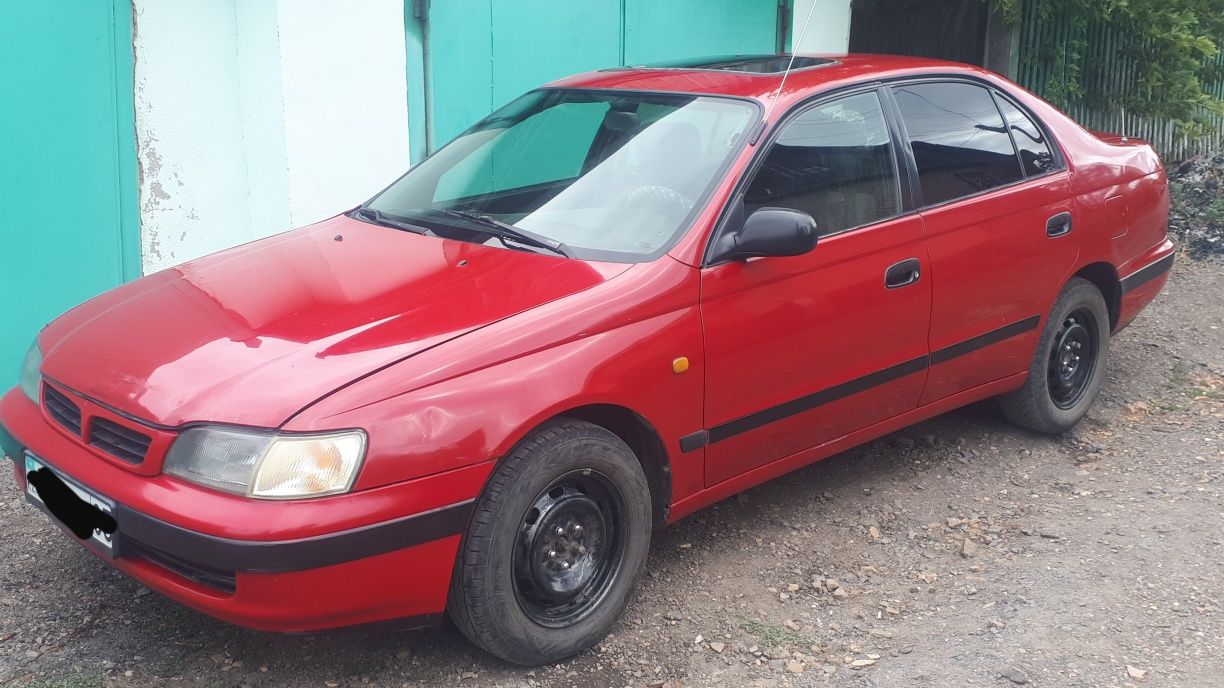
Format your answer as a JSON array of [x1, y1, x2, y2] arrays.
[[39, 215, 628, 428]]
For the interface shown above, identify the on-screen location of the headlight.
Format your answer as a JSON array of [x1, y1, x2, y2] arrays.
[[19, 340, 42, 403], [164, 426, 366, 499]]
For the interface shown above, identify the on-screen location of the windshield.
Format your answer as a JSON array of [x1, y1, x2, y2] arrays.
[[363, 89, 758, 261]]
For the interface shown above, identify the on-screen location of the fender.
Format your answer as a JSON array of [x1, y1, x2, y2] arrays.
[[284, 256, 706, 501]]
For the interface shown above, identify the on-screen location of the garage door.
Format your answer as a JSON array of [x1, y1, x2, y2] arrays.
[[0, 0, 139, 384], [422, 0, 785, 150]]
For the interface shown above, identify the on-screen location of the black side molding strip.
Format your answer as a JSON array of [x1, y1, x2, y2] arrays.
[[708, 355, 928, 445], [1120, 253, 1175, 294], [679, 430, 708, 453], [114, 498, 475, 574], [679, 314, 1043, 451], [929, 315, 1041, 365]]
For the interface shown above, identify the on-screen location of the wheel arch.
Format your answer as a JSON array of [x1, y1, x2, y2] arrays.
[[1072, 262, 1122, 331], [558, 404, 672, 528], [486, 403, 673, 529]]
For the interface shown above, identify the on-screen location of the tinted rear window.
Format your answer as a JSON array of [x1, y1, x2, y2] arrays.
[[893, 82, 1023, 206]]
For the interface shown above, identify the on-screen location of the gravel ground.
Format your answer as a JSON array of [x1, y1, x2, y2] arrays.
[[3, 259, 1222, 688]]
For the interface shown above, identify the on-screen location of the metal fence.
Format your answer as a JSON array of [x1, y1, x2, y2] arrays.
[[1014, 3, 1224, 162]]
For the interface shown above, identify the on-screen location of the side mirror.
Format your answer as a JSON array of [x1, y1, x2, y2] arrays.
[[708, 207, 818, 264]]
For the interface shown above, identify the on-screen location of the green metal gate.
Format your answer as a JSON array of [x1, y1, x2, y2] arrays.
[[408, 0, 785, 159], [0, 0, 140, 383]]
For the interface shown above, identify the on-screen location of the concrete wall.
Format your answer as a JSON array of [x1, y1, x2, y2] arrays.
[[793, 0, 853, 53], [133, 0, 409, 273]]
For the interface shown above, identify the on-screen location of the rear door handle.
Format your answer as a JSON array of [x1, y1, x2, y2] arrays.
[[885, 258, 921, 289], [1046, 211, 1072, 237]]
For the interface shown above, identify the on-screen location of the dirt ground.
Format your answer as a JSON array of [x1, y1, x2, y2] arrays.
[[2, 255, 1222, 688]]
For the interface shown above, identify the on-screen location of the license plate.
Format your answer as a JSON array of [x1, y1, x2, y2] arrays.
[[24, 453, 117, 556]]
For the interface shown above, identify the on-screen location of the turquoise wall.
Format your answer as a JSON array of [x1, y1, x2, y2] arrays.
[[411, 0, 784, 159], [0, 0, 140, 384]]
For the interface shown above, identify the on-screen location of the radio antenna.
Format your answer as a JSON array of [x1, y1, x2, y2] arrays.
[[761, 0, 819, 130]]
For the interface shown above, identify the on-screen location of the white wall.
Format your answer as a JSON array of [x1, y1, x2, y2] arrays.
[[133, 0, 409, 274], [793, 0, 853, 53]]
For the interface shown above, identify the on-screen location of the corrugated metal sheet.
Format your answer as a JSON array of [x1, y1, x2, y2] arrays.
[[1015, 3, 1224, 161]]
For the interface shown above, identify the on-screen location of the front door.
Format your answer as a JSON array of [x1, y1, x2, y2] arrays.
[[887, 80, 1078, 404], [701, 89, 932, 486]]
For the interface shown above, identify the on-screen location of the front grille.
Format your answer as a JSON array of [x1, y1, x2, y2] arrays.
[[89, 418, 152, 464], [43, 386, 82, 435], [124, 539, 236, 593]]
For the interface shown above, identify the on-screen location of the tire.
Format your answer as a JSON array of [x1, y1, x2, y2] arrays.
[[1000, 277, 1111, 433], [448, 419, 652, 665]]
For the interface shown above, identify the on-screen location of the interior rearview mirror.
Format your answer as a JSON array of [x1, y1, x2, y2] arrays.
[[708, 206, 818, 264]]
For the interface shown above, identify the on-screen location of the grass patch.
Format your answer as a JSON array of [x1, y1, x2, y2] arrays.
[[740, 619, 811, 648]]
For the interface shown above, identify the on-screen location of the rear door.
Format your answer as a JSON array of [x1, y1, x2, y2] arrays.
[[700, 89, 931, 486], [888, 80, 1077, 404]]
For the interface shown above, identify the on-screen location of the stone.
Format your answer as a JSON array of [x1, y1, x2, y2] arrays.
[[1001, 669, 1029, 685], [1127, 666, 1147, 681], [961, 539, 978, 558], [786, 662, 804, 674], [710, 641, 725, 653]]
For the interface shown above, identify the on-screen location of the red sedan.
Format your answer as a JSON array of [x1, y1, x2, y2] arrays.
[[1, 54, 1173, 664]]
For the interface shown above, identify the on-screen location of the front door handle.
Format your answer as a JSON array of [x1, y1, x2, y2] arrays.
[[1046, 211, 1073, 237], [885, 258, 921, 289]]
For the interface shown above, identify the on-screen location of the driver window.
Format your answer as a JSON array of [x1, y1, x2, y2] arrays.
[[745, 91, 902, 236]]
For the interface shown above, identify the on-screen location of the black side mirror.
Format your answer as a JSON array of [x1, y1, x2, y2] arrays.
[[708, 206, 818, 264]]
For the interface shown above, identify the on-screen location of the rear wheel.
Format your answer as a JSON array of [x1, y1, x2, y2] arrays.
[[448, 419, 651, 665], [1000, 277, 1111, 433]]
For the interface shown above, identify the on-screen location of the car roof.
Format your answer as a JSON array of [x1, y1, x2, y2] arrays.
[[547, 53, 995, 105]]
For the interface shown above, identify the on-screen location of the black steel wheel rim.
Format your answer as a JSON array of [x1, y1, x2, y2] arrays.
[[1046, 307, 1099, 409], [512, 469, 626, 628]]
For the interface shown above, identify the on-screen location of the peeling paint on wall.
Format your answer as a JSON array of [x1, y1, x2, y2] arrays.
[[133, 0, 409, 274]]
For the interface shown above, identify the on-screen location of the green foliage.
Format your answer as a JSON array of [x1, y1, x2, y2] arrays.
[[998, 0, 1224, 134]]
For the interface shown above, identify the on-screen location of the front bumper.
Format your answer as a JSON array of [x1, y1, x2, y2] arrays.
[[1, 388, 492, 633]]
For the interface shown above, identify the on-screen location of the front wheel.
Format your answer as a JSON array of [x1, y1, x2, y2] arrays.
[[448, 419, 652, 665], [1000, 277, 1111, 433]]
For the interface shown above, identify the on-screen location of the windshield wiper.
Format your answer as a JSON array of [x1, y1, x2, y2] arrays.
[[353, 207, 437, 237], [436, 209, 573, 258]]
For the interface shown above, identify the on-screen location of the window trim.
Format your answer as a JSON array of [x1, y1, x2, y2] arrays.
[[882, 76, 1069, 213], [988, 87, 1065, 179], [701, 83, 915, 267]]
